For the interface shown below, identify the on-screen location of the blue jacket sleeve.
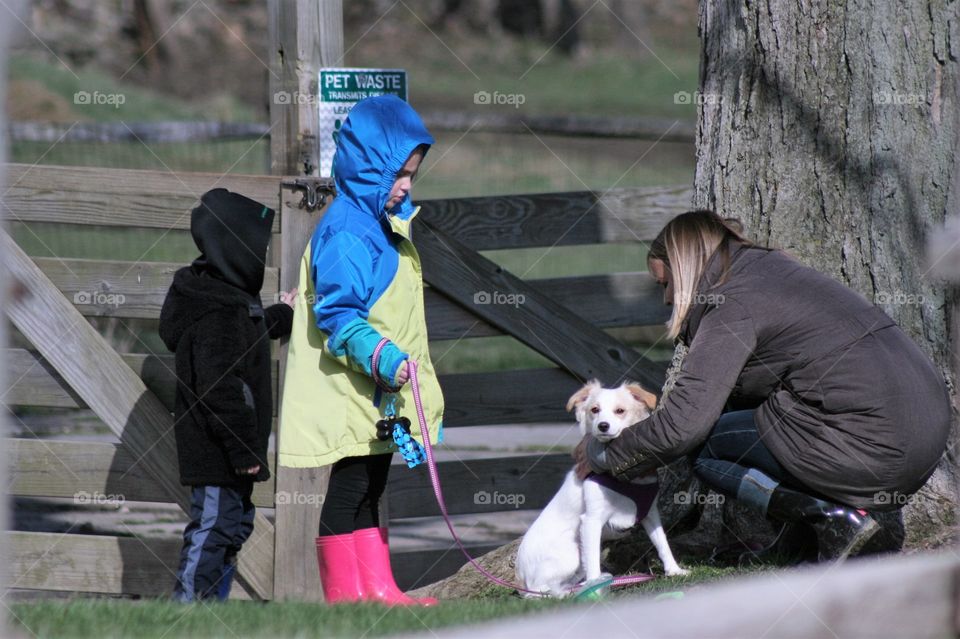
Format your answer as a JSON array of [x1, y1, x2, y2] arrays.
[[311, 231, 408, 384]]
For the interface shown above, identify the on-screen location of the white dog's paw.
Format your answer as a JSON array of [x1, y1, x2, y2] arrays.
[[665, 566, 690, 577]]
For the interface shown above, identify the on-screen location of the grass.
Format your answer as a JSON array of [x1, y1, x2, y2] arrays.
[[349, 19, 702, 119], [8, 54, 257, 123], [6, 596, 568, 638], [7, 564, 769, 639]]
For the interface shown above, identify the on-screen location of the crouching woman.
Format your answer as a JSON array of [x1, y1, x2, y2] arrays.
[[584, 210, 951, 562]]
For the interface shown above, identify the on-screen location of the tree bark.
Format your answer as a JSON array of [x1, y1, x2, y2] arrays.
[[695, 0, 960, 548]]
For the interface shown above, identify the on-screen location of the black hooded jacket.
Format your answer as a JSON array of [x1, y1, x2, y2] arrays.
[[159, 189, 293, 486]]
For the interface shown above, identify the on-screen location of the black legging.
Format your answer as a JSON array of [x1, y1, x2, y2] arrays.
[[318, 453, 393, 536]]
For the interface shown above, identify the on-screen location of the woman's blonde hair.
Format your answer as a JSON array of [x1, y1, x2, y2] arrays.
[[649, 210, 751, 339]]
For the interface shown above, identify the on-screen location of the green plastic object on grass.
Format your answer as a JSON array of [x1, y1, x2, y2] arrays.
[[573, 576, 615, 601]]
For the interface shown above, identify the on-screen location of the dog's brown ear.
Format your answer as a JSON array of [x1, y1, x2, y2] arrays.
[[566, 380, 601, 412], [624, 383, 658, 411]]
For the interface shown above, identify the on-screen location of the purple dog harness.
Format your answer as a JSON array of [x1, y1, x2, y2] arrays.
[[586, 473, 659, 522]]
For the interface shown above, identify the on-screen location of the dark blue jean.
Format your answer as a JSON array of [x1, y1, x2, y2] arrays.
[[692, 410, 796, 497], [173, 482, 255, 601]]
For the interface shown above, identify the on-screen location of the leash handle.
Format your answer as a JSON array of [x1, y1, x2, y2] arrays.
[[373, 338, 654, 595], [371, 338, 402, 393]]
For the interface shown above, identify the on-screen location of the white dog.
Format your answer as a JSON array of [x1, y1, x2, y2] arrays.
[[516, 380, 688, 597]]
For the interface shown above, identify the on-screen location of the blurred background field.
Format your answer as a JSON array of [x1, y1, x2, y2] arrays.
[[6, 0, 699, 374]]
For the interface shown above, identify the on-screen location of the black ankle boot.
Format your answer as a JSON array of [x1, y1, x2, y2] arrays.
[[765, 485, 879, 563]]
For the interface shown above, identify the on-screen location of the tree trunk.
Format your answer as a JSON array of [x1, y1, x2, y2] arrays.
[[695, 0, 960, 549]]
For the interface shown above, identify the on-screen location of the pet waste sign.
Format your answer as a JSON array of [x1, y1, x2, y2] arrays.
[[318, 68, 408, 176]]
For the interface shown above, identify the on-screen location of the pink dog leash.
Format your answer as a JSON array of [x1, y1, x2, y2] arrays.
[[372, 339, 655, 596]]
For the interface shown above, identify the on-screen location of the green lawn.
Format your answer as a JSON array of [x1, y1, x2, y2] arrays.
[[8, 54, 257, 123], [9, 598, 564, 639], [7, 564, 764, 638]]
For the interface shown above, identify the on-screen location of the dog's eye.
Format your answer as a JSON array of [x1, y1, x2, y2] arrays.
[[590, 406, 600, 414], [615, 408, 625, 415]]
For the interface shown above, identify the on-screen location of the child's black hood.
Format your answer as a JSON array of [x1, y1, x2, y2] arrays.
[[159, 188, 274, 353], [189, 188, 275, 297]]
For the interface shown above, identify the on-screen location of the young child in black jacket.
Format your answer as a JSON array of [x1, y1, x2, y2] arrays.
[[160, 188, 295, 602]]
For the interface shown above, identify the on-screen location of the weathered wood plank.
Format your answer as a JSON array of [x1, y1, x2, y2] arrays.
[[7, 531, 252, 599], [418, 185, 692, 250], [4, 161, 688, 250], [28, 254, 666, 332], [8, 531, 182, 597], [3, 349, 279, 418], [6, 346, 577, 426], [387, 453, 571, 519], [7, 529, 490, 601], [6, 436, 570, 518], [425, 272, 669, 340], [7, 438, 277, 508], [31, 257, 280, 320], [415, 220, 665, 390], [440, 368, 578, 427], [4, 164, 281, 232], [1, 230, 273, 599]]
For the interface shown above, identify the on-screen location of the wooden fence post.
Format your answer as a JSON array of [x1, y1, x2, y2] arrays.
[[269, 0, 342, 601], [0, 0, 19, 622]]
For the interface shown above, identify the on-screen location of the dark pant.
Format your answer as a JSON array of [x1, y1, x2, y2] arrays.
[[318, 453, 392, 536], [692, 410, 797, 497], [173, 481, 255, 602]]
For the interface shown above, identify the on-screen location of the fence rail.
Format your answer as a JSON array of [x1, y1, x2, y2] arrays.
[[4, 162, 689, 599], [8, 113, 696, 145]]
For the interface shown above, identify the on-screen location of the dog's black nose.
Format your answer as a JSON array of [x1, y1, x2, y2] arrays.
[[597, 422, 610, 432]]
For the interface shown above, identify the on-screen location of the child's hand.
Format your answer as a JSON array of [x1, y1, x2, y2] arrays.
[[394, 360, 409, 387], [236, 464, 261, 476], [280, 288, 298, 308]]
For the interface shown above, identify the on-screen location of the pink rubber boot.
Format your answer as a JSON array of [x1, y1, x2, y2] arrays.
[[353, 527, 439, 606], [315, 534, 365, 603]]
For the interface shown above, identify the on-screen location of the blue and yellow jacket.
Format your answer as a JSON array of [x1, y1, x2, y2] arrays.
[[278, 95, 444, 467]]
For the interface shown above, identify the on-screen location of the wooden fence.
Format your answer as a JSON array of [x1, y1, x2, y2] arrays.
[[4, 162, 690, 599]]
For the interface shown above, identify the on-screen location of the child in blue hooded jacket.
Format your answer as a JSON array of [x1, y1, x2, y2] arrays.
[[279, 95, 444, 606]]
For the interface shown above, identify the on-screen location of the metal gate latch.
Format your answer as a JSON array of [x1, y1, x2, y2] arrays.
[[281, 177, 335, 211]]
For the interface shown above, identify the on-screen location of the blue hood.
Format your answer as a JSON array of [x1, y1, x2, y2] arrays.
[[332, 95, 434, 219]]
